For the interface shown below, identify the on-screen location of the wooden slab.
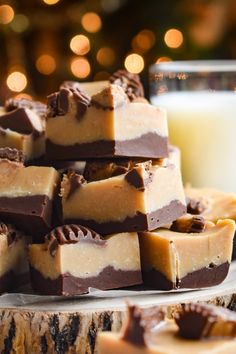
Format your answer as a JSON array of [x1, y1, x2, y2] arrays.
[[1, 262, 236, 354]]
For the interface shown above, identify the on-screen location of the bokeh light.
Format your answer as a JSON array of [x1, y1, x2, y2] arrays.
[[164, 29, 183, 48], [42, 0, 60, 5], [6, 72, 27, 92], [0, 5, 14, 25], [10, 14, 29, 33], [156, 56, 172, 63], [70, 35, 90, 55], [70, 57, 91, 78], [132, 29, 156, 53], [124, 53, 144, 74], [81, 12, 102, 33], [96, 47, 115, 66], [36, 54, 56, 75]]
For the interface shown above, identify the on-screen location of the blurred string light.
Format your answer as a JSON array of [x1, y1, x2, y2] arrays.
[[81, 12, 102, 33], [36, 54, 56, 75], [96, 47, 115, 66], [156, 56, 172, 63], [10, 14, 29, 33], [164, 29, 183, 49], [6, 72, 27, 92], [42, 0, 60, 5], [124, 53, 144, 74], [70, 57, 90, 78], [0, 5, 14, 25], [132, 29, 156, 53], [70, 35, 90, 55]]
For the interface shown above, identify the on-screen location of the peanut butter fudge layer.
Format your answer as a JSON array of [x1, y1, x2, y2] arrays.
[[46, 81, 168, 159], [0, 222, 29, 293], [61, 159, 186, 234], [185, 186, 236, 259], [139, 219, 235, 290], [0, 148, 60, 241], [98, 304, 236, 354], [0, 98, 46, 161], [29, 225, 142, 295]]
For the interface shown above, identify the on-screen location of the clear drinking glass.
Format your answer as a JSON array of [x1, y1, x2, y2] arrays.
[[149, 60, 236, 193]]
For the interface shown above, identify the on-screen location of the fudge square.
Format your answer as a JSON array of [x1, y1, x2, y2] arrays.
[[0, 148, 60, 241], [139, 218, 235, 290], [0, 97, 46, 161], [45, 83, 168, 160], [98, 303, 236, 354], [0, 222, 29, 293], [29, 224, 142, 295], [185, 186, 236, 259], [61, 159, 186, 234]]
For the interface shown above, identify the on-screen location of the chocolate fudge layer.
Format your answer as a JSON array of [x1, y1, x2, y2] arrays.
[[29, 225, 142, 295], [0, 222, 29, 293], [61, 159, 186, 234], [46, 82, 168, 159], [98, 303, 236, 354], [0, 98, 46, 161], [185, 186, 236, 259], [0, 148, 60, 240], [139, 219, 235, 290]]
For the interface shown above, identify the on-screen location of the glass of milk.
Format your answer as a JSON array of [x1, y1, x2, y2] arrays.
[[150, 60, 236, 193]]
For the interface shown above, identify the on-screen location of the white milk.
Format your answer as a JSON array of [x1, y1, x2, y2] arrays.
[[152, 91, 236, 192]]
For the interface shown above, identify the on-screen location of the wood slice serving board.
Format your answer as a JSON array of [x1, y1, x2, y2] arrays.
[[1, 262, 236, 354]]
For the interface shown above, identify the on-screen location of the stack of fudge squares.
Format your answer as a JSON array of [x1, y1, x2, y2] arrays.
[[0, 70, 235, 295]]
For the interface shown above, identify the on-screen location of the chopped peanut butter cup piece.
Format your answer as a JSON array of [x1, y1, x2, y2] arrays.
[[46, 224, 105, 256], [109, 69, 144, 101], [0, 147, 25, 164], [185, 186, 236, 259], [122, 305, 166, 347], [29, 225, 142, 295], [60, 80, 108, 96], [175, 303, 236, 339], [5, 97, 46, 121], [171, 215, 207, 233]]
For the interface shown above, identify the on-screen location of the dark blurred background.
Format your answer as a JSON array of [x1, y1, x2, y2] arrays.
[[0, 0, 236, 103]]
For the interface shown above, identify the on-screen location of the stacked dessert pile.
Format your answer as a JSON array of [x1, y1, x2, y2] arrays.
[[98, 302, 236, 353], [0, 70, 235, 295]]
